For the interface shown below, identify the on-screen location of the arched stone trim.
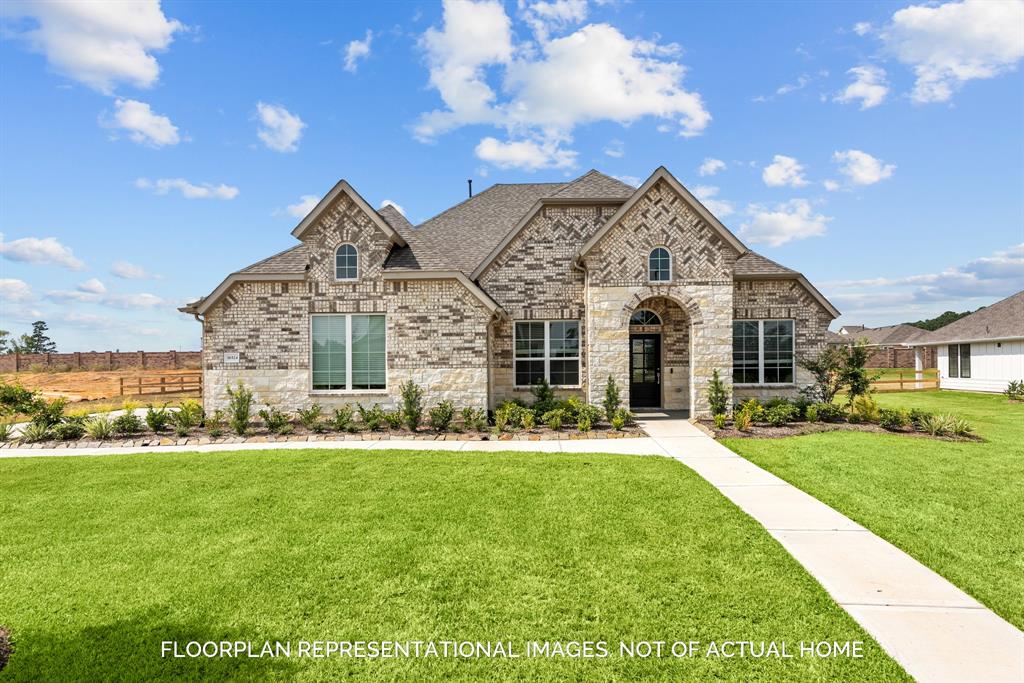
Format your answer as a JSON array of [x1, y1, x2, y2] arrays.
[[621, 287, 704, 327]]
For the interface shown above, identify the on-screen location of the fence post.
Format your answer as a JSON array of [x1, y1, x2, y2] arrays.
[[170, 349, 178, 369], [13, 353, 19, 371], [138, 350, 145, 369], [106, 351, 113, 370]]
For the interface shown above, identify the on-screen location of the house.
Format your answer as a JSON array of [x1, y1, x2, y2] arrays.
[[181, 167, 840, 417], [828, 323, 937, 369], [906, 290, 1024, 393]]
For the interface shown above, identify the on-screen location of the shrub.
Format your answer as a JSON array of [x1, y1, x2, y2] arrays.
[[171, 400, 204, 436], [30, 399, 66, 428], [0, 422, 13, 442], [562, 396, 584, 422], [384, 411, 404, 430], [608, 408, 633, 431], [765, 403, 797, 427], [712, 413, 727, 430], [804, 405, 819, 423], [849, 395, 880, 423], [792, 396, 812, 420], [259, 407, 291, 434], [20, 422, 51, 443], [603, 376, 622, 421], [1004, 380, 1024, 402], [400, 380, 424, 431], [429, 401, 455, 432], [226, 382, 254, 436], [0, 382, 40, 416], [919, 413, 954, 436], [112, 410, 143, 436], [531, 378, 559, 418], [576, 404, 603, 432], [461, 407, 487, 431], [842, 341, 879, 403], [297, 404, 323, 431], [145, 404, 171, 433], [879, 408, 910, 431], [521, 410, 536, 431], [85, 416, 115, 440], [495, 402, 531, 431], [51, 421, 85, 440], [330, 405, 355, 432], [707, 369, 729, 416], [733, 410, 752, 431], [908, 409, 932, 431], [814, 402, 846, 423], [206, 409, 225, 438], [799, 346, 845, 404], [736, 398, 764, 423], [542, 408, 565, 431], [950, 416, 974, 437], [358, 404, 385, 431]]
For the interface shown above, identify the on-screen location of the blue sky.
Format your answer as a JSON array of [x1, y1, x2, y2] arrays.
[[1, 0, 1022, 352]]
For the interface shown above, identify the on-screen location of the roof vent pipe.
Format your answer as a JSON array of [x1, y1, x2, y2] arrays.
[[468, 179, 473, 197]]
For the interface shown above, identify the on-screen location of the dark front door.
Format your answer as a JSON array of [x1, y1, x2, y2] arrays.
[[630, 333, 661, 408]]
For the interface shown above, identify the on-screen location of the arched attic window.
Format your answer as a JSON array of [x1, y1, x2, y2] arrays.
[[648, 247, 671, 282], [630, 309, 662, 325], [335, 244, 358, 281]]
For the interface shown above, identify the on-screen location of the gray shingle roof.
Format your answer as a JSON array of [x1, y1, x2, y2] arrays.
[[915, 290, 1024, 344], [377, 204, 413, 237], [549, 170, 636, 199], [238, 245, 308, 274], [734, 251, 799, 277], [835, 323, 930, 346]]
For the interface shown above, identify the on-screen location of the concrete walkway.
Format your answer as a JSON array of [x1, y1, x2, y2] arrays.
[[636, 411, 1024, 683]]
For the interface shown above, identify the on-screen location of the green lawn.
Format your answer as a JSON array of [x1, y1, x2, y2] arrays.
[[723, 391, 1024, 631], [0, 450, 905, 681]]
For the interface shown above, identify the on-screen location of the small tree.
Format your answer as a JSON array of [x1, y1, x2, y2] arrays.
[[400, 380, 424, 431], [226, 382, 254, 435], [707, 369, 729, 416], [602, 376, 621, 421], [841, 340, 878, 404], [27, 321, 57, 354], [799, 346, 845, 404], [530, 377, 558, 417]]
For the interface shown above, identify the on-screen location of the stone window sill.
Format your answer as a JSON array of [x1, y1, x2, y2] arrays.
[[310, 390, 388, 396]]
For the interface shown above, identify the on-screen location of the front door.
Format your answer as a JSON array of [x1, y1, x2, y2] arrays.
[[630, 333, 661, 408]]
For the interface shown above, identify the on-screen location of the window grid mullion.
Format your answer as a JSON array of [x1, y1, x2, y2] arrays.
[[544, 321, 551, 382], [345, 314, 353, 391], [758, 320, 765, 385]]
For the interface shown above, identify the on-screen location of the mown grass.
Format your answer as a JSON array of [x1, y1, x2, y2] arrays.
[[0, 450, 905, 681], [723, 391, 1024, 630]]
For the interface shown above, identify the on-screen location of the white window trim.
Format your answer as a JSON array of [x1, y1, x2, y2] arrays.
[[733, 318, 796, 386], [309, 313, 388, 393], [513, 319, 581, 388], [334, 243, 359, 282], [648, 246, 672, 283]]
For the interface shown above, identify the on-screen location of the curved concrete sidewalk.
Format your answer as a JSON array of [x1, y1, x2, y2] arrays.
[[636, 412, 1024, 683]]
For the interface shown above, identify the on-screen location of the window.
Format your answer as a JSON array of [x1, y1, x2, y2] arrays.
[[630, 309, 662, 325], [648, 247, 671, 282], [514, 320, 580, 387], [312, 314, 385, 390], [948, 343, 971, 378], [732, 319, 794, 384], [335, 244, 358, 280]]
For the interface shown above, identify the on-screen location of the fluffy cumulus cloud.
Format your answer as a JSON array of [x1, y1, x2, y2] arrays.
[[135, 177, 239, 199], [255, 102, 306, 153], [379, 200, 406, 216], [416, 0, 710, 171], [111, 260, 158, 280], [853, 21, 872, 36], [285, 195, 320, 218], [102, 292, 167, 309], [823, 179, 840, 192], [833, 149, 895, 186], [105, 98, 180, 146], [0, 278, 34, 302], [343, 30, 373, 73], [1, 0, 183, 93], [835, 65, 889, 109], [78, 278, 106, 294], [0, 234, 85, 270], [880, 0, 1024, 103], [762, 155, 808, 188], [698, 157, 726, 176], [691, 185, 734, 218], [740, 199, 830, 247]]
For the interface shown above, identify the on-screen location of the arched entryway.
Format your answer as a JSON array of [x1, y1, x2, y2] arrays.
[[626, 296, 692, 412]]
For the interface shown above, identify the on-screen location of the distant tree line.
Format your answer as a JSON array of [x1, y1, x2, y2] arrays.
[[0, 321, 57, 355], [905, 308, 982, 331]]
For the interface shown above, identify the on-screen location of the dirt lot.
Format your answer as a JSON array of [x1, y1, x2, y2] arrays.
[[1, 369, 201, 404]]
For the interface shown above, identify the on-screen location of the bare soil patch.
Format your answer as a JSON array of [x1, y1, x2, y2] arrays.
[[0, 370, 200, 403]]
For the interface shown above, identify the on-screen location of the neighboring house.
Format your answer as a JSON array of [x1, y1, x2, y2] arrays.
[[829, 323, 937, 369], [181, 167, 839, 417], [906, 291, 1024, 393]]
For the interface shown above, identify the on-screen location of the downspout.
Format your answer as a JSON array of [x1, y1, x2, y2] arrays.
[[571, 256, 591, 403]]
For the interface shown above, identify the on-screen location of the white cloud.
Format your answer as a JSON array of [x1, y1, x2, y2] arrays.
[[416, 1, 710, 166], [520, 0, 588, 42], [135, 177, 239, 199], [691, 185, 734, 218], [603, 139, 625, 158], [833, 149, 895, 186], [474, 136, 577, 171], [881, 0, 1024, 103], [776, 74, 810, 96], [343, 30, 373, 73], [78, 278, 106, 294], [285, 195, 320, 218], [105, 98, 180, 146], [101, 292, 167, 309], [612, 174, 641, 187], [740, 199, 830, 247], [835, 65, 889, 109], [698, 157, 726, 177], [1, 0, 183, 93], [823, 179, 840, 191], [255, 102, 306, 152], [111, 261, 158, 280], [0, 234, 85, 270], [45, 289, 100, 303], [762, 155, 809, 188], [379, 200, 406, 216], [0, 279, 33, 302], [853, 21, 872, 36]]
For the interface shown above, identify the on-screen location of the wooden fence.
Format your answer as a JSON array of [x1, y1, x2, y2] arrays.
[[869, 369, 939, 392], [119, 371, 203, 397]]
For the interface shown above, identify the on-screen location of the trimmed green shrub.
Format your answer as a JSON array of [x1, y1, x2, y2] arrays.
[[849, 395, 880, 423], [384, 411, 403, 430], [531, 377, 559, 418], [0, 422, 13, 442], [206, 409, 225, 438], [521, 410, 536, 431], [429, 401, 455, 432], [542, 408, 565, 431], [330, 405, 355, 432], [400, 380, 424, 431], [1004, 380, 1024, 401], [20, 422, 51, 443], [736, 398, 764, 423], [804, 405, 819, 423], [908, 409, 932, 431], [603, 376, 622, 421], [112, 410, 143, 436], [712, 413, 727, 430], [52, 421, 85, 440], [171, 400, 204, 436], [878, 408, 910, 431], [30, 398, 66, 428], [297, 404, 323, 431], [259, 407, 292, 434], [707, 369, 729, 416], [733, 410, 752, 431], [85, 416, 114, 440], [461, 407, 487, 431], [765, 403, 798, 427], [0, 382, 40, 416], [226, 382, 254, 436], [813, 402, 846, 423], [919, 413, 954, 436], [145, 404, 171, 433], [950, 416, 974, 437], [576, 404, 603, 432]]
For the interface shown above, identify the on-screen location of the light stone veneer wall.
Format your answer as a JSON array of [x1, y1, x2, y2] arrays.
[[629, 296, 691, 410]]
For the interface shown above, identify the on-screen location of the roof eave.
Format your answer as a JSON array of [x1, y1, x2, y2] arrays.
[[908, 334, 1024, 346], [290, 179, 407, 247], [195, 272, 307, 316]]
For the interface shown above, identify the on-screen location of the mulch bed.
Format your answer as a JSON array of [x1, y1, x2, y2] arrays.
[[699, 420, 983, 442]]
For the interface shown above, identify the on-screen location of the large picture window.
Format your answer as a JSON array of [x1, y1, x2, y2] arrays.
[[514, 320, 580, 387], [948, 343, 971, 378], [732, 319, 794, 384], [312, 314, 385, 390]]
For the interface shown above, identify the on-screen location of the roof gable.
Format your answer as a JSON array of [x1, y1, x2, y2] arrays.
[[549, 170, 635, 199], [291, 180, 406, 247], [913, 290, 1024, 344]]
